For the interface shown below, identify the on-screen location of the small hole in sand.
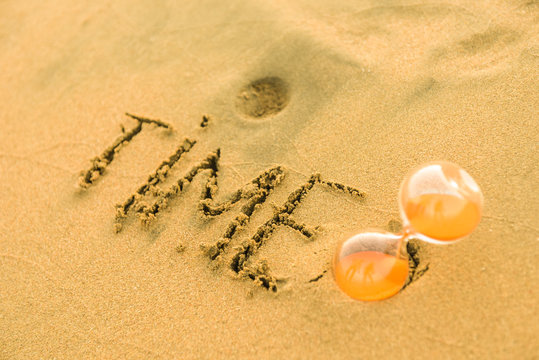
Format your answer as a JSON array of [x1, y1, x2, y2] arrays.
[[236, 77, 289, 119]]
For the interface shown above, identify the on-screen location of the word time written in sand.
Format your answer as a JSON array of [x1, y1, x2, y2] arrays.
[[78, 113, 366, 291]]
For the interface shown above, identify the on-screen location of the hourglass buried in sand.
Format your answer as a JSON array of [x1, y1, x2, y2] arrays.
[[334, 161, 483, 301]]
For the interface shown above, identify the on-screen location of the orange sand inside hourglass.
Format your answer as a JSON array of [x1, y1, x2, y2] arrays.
[[334, 251, 409, 301], [405, 193, 481, 241]]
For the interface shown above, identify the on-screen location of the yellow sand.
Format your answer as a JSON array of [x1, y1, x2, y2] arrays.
[[0, 1, 538, 358]]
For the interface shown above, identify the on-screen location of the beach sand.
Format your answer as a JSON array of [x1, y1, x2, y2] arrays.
[[0, 0, 538, 358]]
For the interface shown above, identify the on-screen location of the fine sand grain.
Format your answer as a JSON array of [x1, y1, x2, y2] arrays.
[[1, 1, 538, 359]]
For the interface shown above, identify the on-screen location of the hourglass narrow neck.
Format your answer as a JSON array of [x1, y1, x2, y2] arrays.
[[400, 226, 415, 242], [394, 227, 414, 260]]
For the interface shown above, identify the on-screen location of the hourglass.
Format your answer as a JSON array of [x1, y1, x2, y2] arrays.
[[334, 161, 483, 301]]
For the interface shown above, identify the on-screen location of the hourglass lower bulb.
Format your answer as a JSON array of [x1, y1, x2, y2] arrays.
[[334, 231, 409, 301], [334, 161, 483, 301]]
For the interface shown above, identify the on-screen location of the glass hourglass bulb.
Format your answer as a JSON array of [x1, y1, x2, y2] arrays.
[[334, 161, 483, 301], [334, 231, 409, 301], [399, 161, 483, 244]]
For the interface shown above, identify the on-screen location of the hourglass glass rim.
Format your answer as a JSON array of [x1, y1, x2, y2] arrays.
[[398, 160, 484, 203], [335, 230, 409, 260]]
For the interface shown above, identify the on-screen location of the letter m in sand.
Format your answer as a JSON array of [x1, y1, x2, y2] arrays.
[[114, 138, 286, 261]]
